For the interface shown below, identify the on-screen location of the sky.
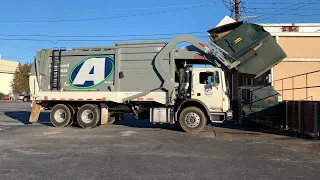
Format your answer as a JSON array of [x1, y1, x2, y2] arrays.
[[0, 0, 319, 64]]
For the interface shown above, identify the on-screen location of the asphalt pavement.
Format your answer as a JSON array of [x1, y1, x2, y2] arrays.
[[0, 102, 320, 180]]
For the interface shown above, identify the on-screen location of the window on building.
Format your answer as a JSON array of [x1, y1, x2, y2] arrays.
[[281, 26, 299, 32]]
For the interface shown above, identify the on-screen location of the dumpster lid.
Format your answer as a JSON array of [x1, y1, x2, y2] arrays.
[[207, 21, 244, 35]]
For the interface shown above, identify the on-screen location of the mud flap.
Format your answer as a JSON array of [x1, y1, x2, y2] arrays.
[[29, 101, 41, 123], [100, 104, 109, 125]]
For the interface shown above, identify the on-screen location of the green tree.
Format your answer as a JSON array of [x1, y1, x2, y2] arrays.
[[11, 63, 32, 95], [0, 92, 4, 100]]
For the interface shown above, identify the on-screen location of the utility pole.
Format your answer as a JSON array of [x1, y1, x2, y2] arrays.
[[221, 0, 242, 118], [222, 0, 241, 21], [234, 0, 241, 22]]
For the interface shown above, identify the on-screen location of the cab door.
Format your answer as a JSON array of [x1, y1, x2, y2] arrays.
[[192, 69, 223, 112]]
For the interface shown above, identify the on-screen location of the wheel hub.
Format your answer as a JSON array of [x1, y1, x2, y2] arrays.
[[81, 110, 94, 123], [54, 109, 66, 123], [185, 112, 200, 128]]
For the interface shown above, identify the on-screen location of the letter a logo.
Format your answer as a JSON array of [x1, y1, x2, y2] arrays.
[[69, 55, 114, 89]]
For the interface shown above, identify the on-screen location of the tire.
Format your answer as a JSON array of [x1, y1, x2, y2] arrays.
[[66, 104, 76, 126], [50, 104, 72, 127], [23, 97, 27, 102], [179, 107, 207, 133], [77, 104, 100, 128]]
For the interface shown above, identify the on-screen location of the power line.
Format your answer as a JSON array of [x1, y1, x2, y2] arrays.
[[0, 34, 209, 62], [255, 0, 320, 21], [0, 3, 215, 23], [0, 36, 209, 44], [221, 0, 241, 21], [0, 31, 205, 38], [242, 0, 317, 24], [245, 12, 320, 17], [241, 6, 252, 22], [240, 2, 283, 31], [244, 7, 320, 10], [60, 2, 217, 12], [221, 0, 232, 10], [221, 0, 234, 17], [0, 31, 209, 46], [252, 0, 311, 20], [248, 2, 320, 5]]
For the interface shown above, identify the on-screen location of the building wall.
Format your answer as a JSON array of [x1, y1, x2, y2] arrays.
[[278, 37, 320, 58], [0, 60, 19, 94], [0, 73, 15, 94], [273, 36, 320, 101], [273, 62, 320, 101]]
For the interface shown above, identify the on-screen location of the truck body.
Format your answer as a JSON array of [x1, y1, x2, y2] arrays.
[[29, 21, 287, 132]]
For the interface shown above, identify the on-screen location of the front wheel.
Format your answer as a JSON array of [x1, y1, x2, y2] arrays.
[[179, 107, 207, 133]]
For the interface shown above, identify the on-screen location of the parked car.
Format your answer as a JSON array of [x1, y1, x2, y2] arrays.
[[18, 94, 31, 102], [3, 95, 10, 101]]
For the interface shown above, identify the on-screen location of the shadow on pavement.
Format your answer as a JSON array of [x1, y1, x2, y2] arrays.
[[4, 111, 53, 127], [114, 114, 183, 132], [213, 120, 313, 140], [4, 111, 32, 125], [4, 111, 181, 131], [3, 111, 313, 139]]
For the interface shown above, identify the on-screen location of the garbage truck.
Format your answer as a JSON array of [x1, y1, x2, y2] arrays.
[[28, 21, 287, 133]]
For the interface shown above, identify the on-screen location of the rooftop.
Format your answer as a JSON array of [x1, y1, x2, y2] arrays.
[[0, 59, 19, 74]]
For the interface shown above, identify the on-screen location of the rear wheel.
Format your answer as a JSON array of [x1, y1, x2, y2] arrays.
[[66, 104, 76, 126], [179, 107, 207, 133], [50, 104, 72, 127], [77, 104, 100, 128]]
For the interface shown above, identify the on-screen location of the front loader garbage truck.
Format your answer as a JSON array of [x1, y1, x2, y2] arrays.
[[28, 21, 287, 133]]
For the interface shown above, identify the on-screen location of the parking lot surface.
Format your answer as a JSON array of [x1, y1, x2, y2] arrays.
[[0, 102, 320, 180]]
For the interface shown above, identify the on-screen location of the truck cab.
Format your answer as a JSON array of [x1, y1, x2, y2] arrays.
[[191, 68, 231, 121]]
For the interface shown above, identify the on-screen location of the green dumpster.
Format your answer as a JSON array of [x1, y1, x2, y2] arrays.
[[208, 21, 287, 77]]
